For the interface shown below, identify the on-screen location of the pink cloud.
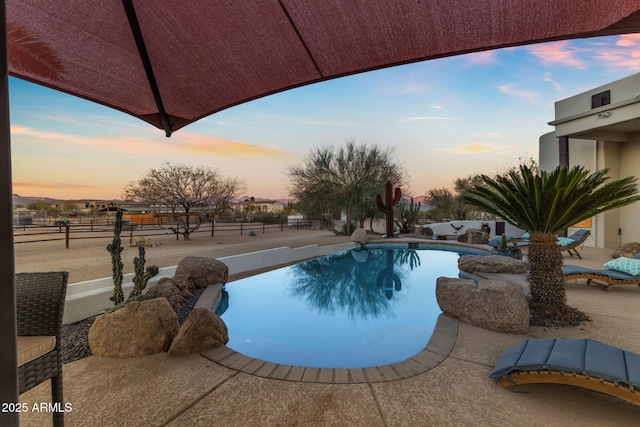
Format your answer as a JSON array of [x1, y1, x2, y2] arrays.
[[592, 35, 640, 70], [465, 50, 496, 64], [527, 41, 585, 68], [616, 34, 640, 47], [175, 132, 293, 158], [11, 125, 291, 159]]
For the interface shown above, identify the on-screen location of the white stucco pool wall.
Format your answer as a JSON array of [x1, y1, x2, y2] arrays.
[[62, 242, 356, 324], [421, 220, 524, 239]]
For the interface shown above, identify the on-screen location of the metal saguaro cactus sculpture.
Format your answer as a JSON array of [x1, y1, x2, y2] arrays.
[[376, 181, 402, 238]]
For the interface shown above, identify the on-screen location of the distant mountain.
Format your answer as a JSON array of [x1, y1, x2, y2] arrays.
[[413, 195, 431, 204], [13, 193, 290, 207], [12, 194, 64, 206], [12, 194, 125, 206]]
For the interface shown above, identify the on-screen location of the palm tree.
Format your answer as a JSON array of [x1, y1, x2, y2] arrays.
[[465, 165, 640, 323]]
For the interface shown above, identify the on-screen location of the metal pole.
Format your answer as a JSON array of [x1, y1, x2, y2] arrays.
[[0, 0, 19, 423]]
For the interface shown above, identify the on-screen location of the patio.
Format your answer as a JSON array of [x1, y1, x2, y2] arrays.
[[17, 245, 640, 426]]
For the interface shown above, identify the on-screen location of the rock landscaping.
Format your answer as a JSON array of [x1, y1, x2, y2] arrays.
[[436, 277, 530, 334], [458, 254, 528, 274], [88, 298, 180, 358], [88, 256, 230, 358]]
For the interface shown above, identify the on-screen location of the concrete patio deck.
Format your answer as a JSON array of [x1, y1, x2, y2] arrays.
[[19, 246, 640, 426]]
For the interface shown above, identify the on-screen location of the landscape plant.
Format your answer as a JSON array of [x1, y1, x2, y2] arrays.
[[107, 209, 125, 305], [465, 164, 640, 324], [107, 209, 159, 307], [395, 197, 421, 231], [491, 233, 523, 259], [427, 174, 484, 221], [123, 163, 245, 240], [287, 140, 406, 234]]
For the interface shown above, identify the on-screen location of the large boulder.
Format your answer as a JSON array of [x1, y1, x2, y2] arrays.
[[88, 298, 180, 358], [612, 242, 640, 259], [146, 277, 187, 311], [351, 227, 369, 244], [168, 308, 229, 356], [173, 257, 229, 298], [436, 277, 530, 334], [458, 255, 528, 274], [457, 229, 489, 244]]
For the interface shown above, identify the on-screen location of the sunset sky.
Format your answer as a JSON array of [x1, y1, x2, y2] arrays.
[[9, 34, 640, 201]]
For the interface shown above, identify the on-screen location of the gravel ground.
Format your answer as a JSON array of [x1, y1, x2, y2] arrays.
[[60, 317, 95, 364]]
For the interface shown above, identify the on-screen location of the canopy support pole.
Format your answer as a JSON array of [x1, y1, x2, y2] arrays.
[[121, 0, 172, 137], [0, 0, 19, 425]]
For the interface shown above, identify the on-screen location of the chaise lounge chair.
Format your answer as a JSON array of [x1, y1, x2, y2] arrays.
[[17, 272, 68, 427], [559, 229, 591, 259], [562, 265, 640, 291], [491, 230, 591, 259], [487, 236, 529, 248], [490, 338, 640, 406]]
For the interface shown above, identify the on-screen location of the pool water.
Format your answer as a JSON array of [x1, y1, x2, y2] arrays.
[[219, 245, 481, 368]]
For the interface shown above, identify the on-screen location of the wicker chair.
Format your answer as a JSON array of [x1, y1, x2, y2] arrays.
[[16, 272, 68, 427]]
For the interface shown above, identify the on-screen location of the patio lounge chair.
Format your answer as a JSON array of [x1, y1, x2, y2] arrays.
[[560, 229, 591, 259], [503, 230, 591, 259], [17, 272, 68, 427], [562, 265, 640, 291], [487, 236, 529, 248], [490, 338, 640, 406]]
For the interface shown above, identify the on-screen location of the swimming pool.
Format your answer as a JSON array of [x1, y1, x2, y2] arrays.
[[219, 244, 483, 368]]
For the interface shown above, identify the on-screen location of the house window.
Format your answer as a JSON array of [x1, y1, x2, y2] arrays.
[[591, 90, 610, 109]]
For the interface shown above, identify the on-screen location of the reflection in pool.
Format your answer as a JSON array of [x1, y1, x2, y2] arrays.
[[219, 245, 481, 368]]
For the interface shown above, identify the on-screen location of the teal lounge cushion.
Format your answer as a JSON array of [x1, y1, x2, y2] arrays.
[[557, 237, 575, 247], [604, 256, 640, 276]]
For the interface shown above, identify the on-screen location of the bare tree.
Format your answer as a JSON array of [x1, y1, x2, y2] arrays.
[[123, 163, 244, 240]]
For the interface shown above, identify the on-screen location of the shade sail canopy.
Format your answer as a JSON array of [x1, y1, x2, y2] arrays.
[[6, 0, 640, 136]]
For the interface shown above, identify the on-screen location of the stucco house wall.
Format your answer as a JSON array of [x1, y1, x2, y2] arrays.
[[540, 73, 640, 248]]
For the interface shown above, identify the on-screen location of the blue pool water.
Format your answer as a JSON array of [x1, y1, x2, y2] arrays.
[[219, 244, 482, 368]]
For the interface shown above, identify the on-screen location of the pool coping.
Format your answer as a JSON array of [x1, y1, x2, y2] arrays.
[[200, 314, 458, 383]]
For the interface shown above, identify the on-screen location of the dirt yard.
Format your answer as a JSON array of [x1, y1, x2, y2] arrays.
[[14, 227, 353, 283]]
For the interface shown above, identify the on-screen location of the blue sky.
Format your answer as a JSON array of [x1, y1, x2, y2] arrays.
[[9, 34, 640, 201]]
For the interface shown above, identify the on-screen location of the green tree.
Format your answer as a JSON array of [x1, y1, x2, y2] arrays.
[[465, 165, 640, 323], [427, 188, 455, 220], [287, 140, 406, 234], [452, 175, 485, 219], [427, 174, 485, 221], [123, 163, 245, 240]]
